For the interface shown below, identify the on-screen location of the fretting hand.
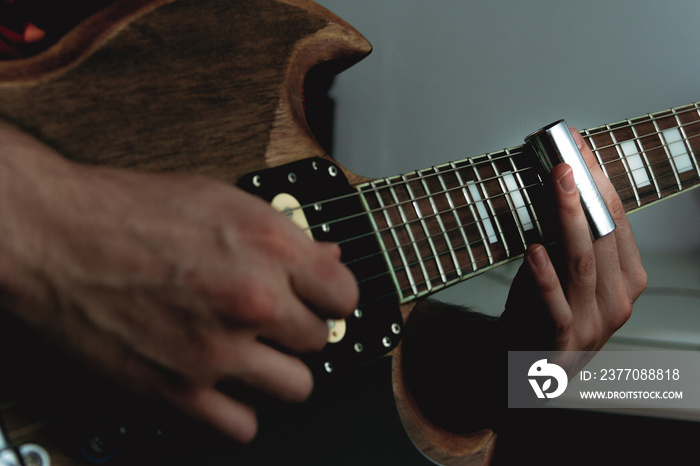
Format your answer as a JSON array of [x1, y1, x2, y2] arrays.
[[502, 128, 647, 353]]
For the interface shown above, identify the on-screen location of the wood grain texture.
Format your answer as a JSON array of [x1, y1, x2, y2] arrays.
[[393, 345, 496, 466], [0, 0, 369, 184], [0, 1, 497, 464]]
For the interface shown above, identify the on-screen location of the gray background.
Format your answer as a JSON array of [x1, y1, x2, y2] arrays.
[[317, 0, 700, 355]]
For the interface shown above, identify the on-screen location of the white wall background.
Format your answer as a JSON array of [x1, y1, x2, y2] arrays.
[[316, 0, 700, 350]]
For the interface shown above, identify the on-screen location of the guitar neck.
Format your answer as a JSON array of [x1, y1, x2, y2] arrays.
[[583, 102, 700, 213], [355, 102, 700, 304]]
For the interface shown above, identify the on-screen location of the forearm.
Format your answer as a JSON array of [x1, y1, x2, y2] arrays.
[[0, 119, 80, 328]]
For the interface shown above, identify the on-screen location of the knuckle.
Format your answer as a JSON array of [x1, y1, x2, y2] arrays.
[[553, 313, 573, 340], [572, 248, 596, 279], [560, 194, 584, 218], [305, 322, 331, 353], [606, 193, 626, 221], [231, 278, 280, 325], [612, 301, 633, 331], [632, 268, 649, 297], [260, 222, 304, 264], [578, 320, 602, 351]]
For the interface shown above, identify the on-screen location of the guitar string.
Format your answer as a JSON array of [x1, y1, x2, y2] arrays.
[[347, 165, 695, 298], [345, 156, 697, 281], [346, 102, 700, 210], [346, 106, 700, 302], [285, 110, 700, 224], [259, 106, 699, 298], [355, 112, 700, 305], [591, 120, 700, 164], [323, 110, 700, 303], [329, 149, 699, 300], [289, 136, 696, 278], [351, 173, 696, 294], [582, 103, 700, 139], [352, 178, 700, 306], [586, 117, 700, 154], [599, 133, 700, 179], [341, 180, 542, 266], [301, 165, 534, 235], [597, 133, 700, 197], [300, 141, 695, 242]]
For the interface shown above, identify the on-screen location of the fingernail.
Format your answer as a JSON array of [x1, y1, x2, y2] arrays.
[[558, 167, 577, 193], [570, 128, 585, 149], [529, 245, 547, 269]]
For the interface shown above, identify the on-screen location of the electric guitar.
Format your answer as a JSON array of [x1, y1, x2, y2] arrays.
[[0, 0, 698, 465]]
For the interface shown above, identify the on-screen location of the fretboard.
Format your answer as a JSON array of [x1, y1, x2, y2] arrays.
[[356, 102, 700, 303]]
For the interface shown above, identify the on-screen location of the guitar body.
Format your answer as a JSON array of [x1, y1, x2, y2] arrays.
[[0, 1, 494, 465]]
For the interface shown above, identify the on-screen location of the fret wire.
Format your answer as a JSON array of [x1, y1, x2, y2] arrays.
[[341, 180, 544, 256], [302, 123, 698, 239], [420, 170, 463, 279], [303, 165, 535, 234], [387, 180, 433, 293], [308, 123, 699, 236], [629, 118, 662, 199], [490, 151, 528, 249], [354, 216, 538, 303], [692, 102, 700, 175], [348, 165, 699, 290], [283, 104, 700, 220], [358, 108, 697, 298], [587, 117, 700, 154], [451, 161, 494, 265], [611, 166, 698, 200], [344, 182, 542, 277], [354, 109, 700, 300], [602, 148, 698, 185], [672, 106, 700, 177], [370, 180, 417, 298], [508, 150, 543, 237], [587, 132, 700, 186], [401, 173, 447, 286], [284, 148, 528, 217], [608, 124, 642, 206], [651, 117, 683, 191], [584, 103, 700, 138], [584, 130, 610, 179], [434, 165, 476, 273], [469, 156, 509, 254]]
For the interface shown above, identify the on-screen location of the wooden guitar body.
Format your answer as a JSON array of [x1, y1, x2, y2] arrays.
[[0, 1, 495, 464]]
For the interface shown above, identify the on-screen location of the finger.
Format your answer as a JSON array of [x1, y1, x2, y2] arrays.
[[524, 244, 572, 350], [164, 385, 258, 443], [290, 241, 359, 319], [550, 163, 597, 302], [570, 128, 646, 300], [228, 339, 316, 403], [257, 290, 332, 354]]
